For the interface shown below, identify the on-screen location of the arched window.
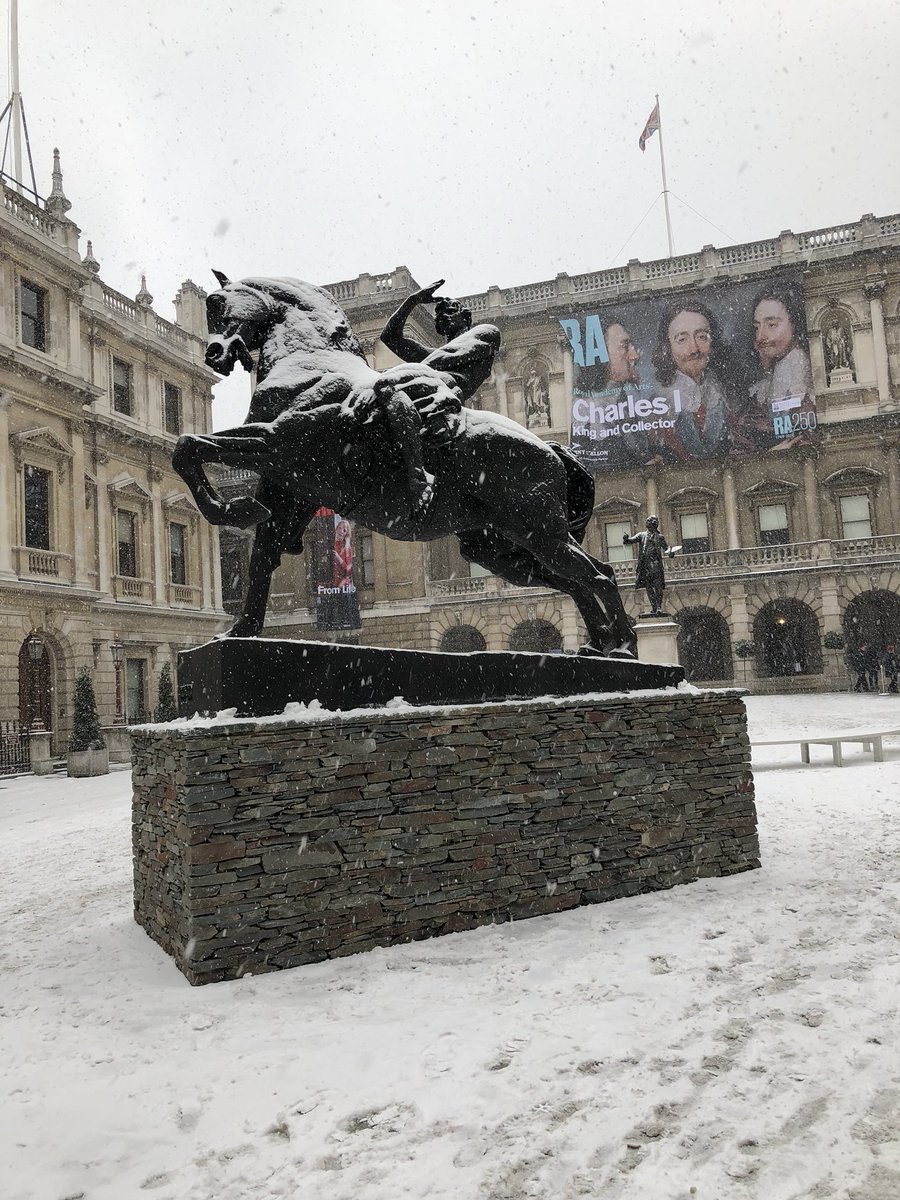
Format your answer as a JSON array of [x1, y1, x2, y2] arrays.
[[508, 619, 563, 653], [676, 609, 734, 682], [439, 625, 487, 653], [752, 600, 823, 678]]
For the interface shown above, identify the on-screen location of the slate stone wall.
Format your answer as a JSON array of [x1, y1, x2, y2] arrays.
[[132, 690, 759, 985]]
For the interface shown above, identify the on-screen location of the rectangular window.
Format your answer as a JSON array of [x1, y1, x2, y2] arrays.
[[23, 465, 51, 549], [679, 511, 710, 554], [758, 503, 790, 546], [21, 280, 47, 351], [125, 658, 146, 723], [839, 494, 872, 540], [117, 509, 138, 577], [164, 382, 182, 434], [605, 520, 633, 563], [112, 358, 132, 415], [360, 532, 375, 587], [169, 523, 187, 584]]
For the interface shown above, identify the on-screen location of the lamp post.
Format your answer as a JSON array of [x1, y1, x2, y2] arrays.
[[26, 632, 45, 731], [110, 641, 124, 725]]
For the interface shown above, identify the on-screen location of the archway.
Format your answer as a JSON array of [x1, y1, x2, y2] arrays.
[[753, 600, 823, 678], [439, 624, 487, 653], [842, 589, 900, 657], [508, 619, 563, 653], [18, 633, 55, 731], [676, 608, 734, 682]]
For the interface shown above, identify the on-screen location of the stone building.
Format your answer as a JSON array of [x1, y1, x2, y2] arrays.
[[219, 213, 900, 692], [1, 155, 225, 755]]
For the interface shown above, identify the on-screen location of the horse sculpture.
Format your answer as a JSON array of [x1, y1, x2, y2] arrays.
[[172, 273, 638, 658]]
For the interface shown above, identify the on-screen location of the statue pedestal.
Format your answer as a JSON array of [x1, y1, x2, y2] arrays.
[[635, 617, 680, 667], [828, 365, 854, 388], [132, 689, 758, 984]]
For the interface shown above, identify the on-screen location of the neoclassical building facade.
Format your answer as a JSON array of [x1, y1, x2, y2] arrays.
[[226, 212, 900, 692], [1, 155, 226, 753]]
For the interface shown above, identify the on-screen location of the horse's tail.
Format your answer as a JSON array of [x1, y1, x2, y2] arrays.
[[548, 441, 594, 545]]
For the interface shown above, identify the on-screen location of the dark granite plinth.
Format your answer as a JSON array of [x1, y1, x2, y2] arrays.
[[177, 638, 684, 718]]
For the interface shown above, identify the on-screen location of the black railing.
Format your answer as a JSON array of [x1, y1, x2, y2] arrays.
[[0, 722, 32, 775]]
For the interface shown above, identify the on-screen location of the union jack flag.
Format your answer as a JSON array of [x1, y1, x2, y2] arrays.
[[639, 102, 660, 152]]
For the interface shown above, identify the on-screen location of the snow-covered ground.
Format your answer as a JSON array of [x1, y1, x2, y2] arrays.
[[2, 692, 899, 1200]]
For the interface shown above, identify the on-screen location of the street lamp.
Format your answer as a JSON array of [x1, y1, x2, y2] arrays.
[[110, 641, 125, 725], [26, 632, 45, 731]]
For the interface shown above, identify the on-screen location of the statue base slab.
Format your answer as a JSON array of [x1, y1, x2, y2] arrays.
[[635, 617, 680, 667], [177, 638, 685, 718]]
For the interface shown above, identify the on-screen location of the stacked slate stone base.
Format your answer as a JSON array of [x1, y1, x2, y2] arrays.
[[132, 690, 760, 985]]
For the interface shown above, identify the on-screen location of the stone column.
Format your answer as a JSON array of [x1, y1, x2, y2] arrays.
[[0, 391, 15, 578], [560, 603, 580, 654], [151, 484, 166, 605], [802, 454, 822, 541], [200, 526, 215, 611], [644, 472, 658, 519], [69, 422, 91, 588], [209, 525, 223, 611], [865, 280, 891, 407], [723, 467, 740, 549], [95, 454, 112, 596], [882, 440, 900, 533]]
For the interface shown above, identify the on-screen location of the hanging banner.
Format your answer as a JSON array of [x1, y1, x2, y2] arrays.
[[312, 508, 361, 631], [559, 274, 816, 472]]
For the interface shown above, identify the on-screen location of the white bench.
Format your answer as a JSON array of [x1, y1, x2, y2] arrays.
[[753, 726, 900, 767]]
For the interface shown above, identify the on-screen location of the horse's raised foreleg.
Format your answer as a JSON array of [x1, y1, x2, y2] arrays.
[[172, 425, 276, 528]]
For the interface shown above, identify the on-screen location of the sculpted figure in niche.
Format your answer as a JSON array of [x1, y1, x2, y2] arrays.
[[824, 319, 854, 381], [523, 363, 551, 428]]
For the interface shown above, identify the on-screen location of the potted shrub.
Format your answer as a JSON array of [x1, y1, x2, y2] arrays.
[[67, 667, 109, 777], [154, 662, 178, 723]]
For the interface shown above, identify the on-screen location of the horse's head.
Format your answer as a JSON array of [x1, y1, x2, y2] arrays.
[[205, 272, 277, 376], [204, 271, 365, 377]]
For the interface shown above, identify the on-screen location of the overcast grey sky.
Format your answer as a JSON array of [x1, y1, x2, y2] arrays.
[[7, 0, 900, 426]]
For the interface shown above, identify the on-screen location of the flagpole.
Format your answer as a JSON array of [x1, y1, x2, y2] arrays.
[[655, 93, 675, 258]]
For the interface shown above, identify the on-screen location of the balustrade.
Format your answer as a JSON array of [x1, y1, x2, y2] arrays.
[[13, 546, 72, 580], [112, 575, 153, 603]]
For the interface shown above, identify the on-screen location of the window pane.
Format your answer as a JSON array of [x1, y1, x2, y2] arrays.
[[164, 382, 181, 434], [680, 512, 708, 540], [169, 523, 186, 584], [840, 494, 872, 539], [117, 510, 137, 576], [758, 503, 788, 532], [359, 533, 375, 586], [605, 520, 633, 563], [113, 359, 132, 415], [24, 465, 51, 549], [21, 281, 46, 351]]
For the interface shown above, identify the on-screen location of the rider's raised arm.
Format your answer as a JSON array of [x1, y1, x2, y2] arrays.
[[379, 279, 445, 364]]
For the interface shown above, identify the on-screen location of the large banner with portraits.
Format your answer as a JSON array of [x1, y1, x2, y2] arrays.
[[558, 274, 816, 472], [310, 507, 361, 632]]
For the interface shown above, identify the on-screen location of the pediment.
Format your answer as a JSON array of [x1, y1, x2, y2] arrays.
[[741, 478, 799, 498], [664, 486, 718, 504], [107, 473, 152, 506], [594, 495, 642, 513], [162, 490, 199, 517], [822, 467, 882, 488], [11, 426, 72, 463]]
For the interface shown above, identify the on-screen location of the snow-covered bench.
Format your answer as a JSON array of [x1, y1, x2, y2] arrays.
[[753, 726, 900, 767]]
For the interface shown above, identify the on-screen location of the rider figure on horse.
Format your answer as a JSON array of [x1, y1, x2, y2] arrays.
[[377, 280, 501, 517]]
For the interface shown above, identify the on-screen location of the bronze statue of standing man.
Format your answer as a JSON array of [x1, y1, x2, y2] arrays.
[[623, 516, 678, 617]]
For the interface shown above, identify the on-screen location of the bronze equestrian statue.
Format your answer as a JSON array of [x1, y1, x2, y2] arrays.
[[172, 273, 637, 659]]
